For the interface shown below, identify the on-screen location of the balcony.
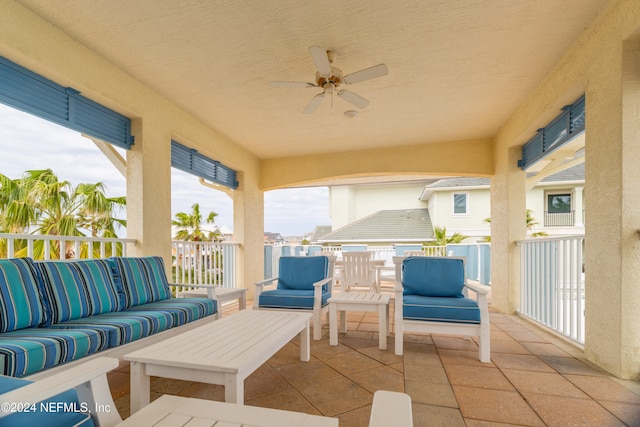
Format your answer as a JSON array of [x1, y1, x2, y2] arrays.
[[543, 210, 575, 227]]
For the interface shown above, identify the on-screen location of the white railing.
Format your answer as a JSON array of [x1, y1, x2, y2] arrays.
[[171, 241, 239, 291], [0, 233, 134, 260], [517, 235, 585, 344]]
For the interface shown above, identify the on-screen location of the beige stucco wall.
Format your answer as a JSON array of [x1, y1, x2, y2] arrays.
[[330, 183, 428, 230], [0, 1, 265, 291], [492, 0, 640, 379], [260, 138, 493, 190]]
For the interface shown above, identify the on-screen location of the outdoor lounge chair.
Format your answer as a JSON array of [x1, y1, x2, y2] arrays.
[[254, 255, 336, 340], [393, 256, 490, 362], [339, 251, 377, 292]]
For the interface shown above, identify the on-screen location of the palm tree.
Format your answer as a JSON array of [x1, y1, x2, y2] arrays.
[[172, 203, 221, 283], [425, 226, 468, 246], [0, 169, 126, 258], [482, 209, 547, 242]]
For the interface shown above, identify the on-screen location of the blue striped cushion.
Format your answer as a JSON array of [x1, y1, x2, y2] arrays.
[[403, 295, 480, 324], [37, 259, 122, 325], [109, 257, 172, 308], [259, 289, 330, 309], [0, 328, 107, 377], [0, 375, 94, 426], [49, 311, 175, 347], [125, 298, 217, 326], [0, 258, 45, 333]]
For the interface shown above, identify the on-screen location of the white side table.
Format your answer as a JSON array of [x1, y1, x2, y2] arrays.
[[328, 292, 391, 350], [178, 287, 247, 315]]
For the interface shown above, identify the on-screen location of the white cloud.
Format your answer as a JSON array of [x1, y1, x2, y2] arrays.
[[0, 103, 330, 237]]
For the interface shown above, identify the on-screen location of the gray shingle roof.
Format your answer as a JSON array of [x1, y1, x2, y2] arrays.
[[540, 163, 584, 182], [309, 225, 332, 243], [426, 177, 491, 189], [319, 209, 434, 243]]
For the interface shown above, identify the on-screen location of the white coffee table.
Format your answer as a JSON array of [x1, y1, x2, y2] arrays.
[[124, 310, 312, 412], [118, 395, 338, 427], [328, 292, 391, 350]]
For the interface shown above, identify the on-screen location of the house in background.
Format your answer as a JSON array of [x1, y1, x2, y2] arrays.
[[326, 164, 585, 243]]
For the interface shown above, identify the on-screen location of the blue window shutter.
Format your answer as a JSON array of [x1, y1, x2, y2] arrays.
[[0, 56, 133, 149], [519, 95, 585, 170], [171, 140, 238, 190]]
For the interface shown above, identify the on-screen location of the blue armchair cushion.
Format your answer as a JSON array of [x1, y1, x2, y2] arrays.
[[0, 328, 107, 377], [402, 257, 465, 298], [0, 258, 45, 333], [109, 256, 172, 308], [277, 256, 329, 291], [259, 289, 330, 309], [0, 375, 94, 427], [403, 295, 480, 324], [37, 259, 122, 325]]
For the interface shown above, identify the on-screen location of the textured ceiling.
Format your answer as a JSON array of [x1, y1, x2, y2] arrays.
[[17, 0, 607, 160]]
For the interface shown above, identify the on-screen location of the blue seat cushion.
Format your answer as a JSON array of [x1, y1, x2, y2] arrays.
[[0, 258, 46, 333], [0, 328, 107, 377], [0, 375, 93, 427], [37, 259, 122, 325], [402, 257, 465, 298], [125, 298, 217, 326], [277, 256, 329, 291], [109, 257, 172, 308], [403, 295, 480, 324], [259, 289, 330, 309], [49, 310, 175, 347]]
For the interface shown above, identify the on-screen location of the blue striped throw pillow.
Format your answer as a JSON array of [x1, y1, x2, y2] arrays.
[[0, 258, 45, 333], [109, 257, 172, 308], [37, 259, 122, 325]]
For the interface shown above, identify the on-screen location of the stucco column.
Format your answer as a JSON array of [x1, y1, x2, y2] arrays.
[[126, 118, 173, 263], [584, 40, 640, 380], [232, 171, 264, 298], [490, 146, 527, 314]]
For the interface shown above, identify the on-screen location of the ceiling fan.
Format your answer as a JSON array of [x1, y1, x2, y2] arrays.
[[270, 46, 389, 114]]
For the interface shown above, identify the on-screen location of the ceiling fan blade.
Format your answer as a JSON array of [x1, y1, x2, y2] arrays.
[[337, 90, 370, 109], [309, 46, 332, 77], [270, 81, 316, 88], [343, 64, 389, 85], [303, 93, 325, 114]]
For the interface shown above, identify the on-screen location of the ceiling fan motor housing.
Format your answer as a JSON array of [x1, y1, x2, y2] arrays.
[[316, 67, 343, 89]]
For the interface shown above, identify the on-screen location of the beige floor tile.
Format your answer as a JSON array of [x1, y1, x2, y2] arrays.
[[323, 349, 382, 376], [438, 348, 495, 367], [501, 369, 588, 398], [412, 403, 466, 427], [357, 345, 403, 365], [599, 400, 640, 426], [444, 364, 514, 391], [523, 392, 626, 427], [339, 331, 377, 348], [245, 364, 292, 400], [177, 381, 224, 401], [150, 377, 193, 396], [336, 404, 372, 427], [107, 370, 130, 400], [520, 341, 572, 357], [464, 420, 527, 427], [404, 360, 449, 383], [298, 376, 373, 417], [539, 355, 606, 376], [432, 335, 479, 351], [405, 380, 458, 408], [268, 341, 306, 367], [453, 386, 544, 426], [389, 361, 404, 373], [246, 388, 320, 415], [565, 374, 640, 404], [350, 365, 405, 393], [505, 330, 548, 343], [274, 359, 341, 389], [490, 353, 554, 372], [489, 337, 531, 354]]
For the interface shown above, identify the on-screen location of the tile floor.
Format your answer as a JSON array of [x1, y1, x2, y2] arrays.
[[107, 299, 640, 426]]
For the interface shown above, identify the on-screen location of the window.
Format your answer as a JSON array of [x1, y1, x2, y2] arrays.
[[547, 193, 572, 213], [452, 192, 468, 215]]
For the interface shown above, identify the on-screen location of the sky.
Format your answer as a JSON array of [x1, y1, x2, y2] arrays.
[[0, 103, 331, 237]]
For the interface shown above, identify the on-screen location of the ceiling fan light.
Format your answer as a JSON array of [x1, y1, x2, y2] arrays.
[[344, 110, 358, 118]]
